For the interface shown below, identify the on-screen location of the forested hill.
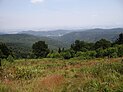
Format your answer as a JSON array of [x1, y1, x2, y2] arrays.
[[0, 28, 123, 58], [0, 34, 68, 49], [19, 29, 75, 37], [59, 28, 123, 44], [18, 28, 123, 45]]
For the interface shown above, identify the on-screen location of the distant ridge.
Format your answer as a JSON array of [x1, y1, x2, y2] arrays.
[[0, 34, 69, 50], [59, 28, 123, 44], [1, 28, 123, 49], [19, 30, 72, 37], [18, 29, 86, 37]]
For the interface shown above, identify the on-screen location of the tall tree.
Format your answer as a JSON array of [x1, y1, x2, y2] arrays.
[[0, 43, 11, 58], [71, 40, 82, 52], [71, 40, 93, 52], [115, 33, 123, 44], [0, 43, 11, 66], [0, 50, 3, 66], [94, 39, 111, 50], [58, 48, 61, 53], [32, 41, 49, 58]]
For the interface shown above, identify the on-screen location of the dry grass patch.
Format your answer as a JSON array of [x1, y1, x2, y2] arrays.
[[39, 74, 65, 91]]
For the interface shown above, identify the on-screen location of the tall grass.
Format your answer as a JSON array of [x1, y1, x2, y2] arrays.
[[0, 58, 123, 92]]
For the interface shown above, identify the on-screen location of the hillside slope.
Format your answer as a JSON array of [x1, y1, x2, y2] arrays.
[[19, 29, 75, 37], [59, 28, 123, 44], [0, 34, 69, 49]]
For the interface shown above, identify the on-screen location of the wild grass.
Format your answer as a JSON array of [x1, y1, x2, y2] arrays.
[[0, 57, 123, 92]]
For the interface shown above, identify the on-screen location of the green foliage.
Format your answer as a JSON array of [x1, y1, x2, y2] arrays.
[[76, 51, 97, 59], [105, 47, 118, 58], [0, 58, 123, 92], [86, 51, 97, 58], [94, 39, 111, 50], [115, 33, 123, 44], [47, 52, 61, 58], [96, 48, 105, 57], [71, 40, 93, 52], [7, 55, 14, 62], [117, 45, 123, 57], [15, 67, 39, 80], [76, 52, 88, 60], [0, 50, 4, 59], [58, 48, 62, 53], [32, 41, 49, 58], [0, 42, 11, 59], [68, 49, 76, 58], [61, 51, 72, 59]]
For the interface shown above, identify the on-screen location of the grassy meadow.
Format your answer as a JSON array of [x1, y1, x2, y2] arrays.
[[0, 57, 123, 92]]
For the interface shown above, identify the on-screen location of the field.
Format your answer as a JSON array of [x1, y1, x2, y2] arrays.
[[0, 57, 123, 92]]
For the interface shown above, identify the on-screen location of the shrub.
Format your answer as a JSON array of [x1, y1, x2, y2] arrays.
[[47, 52, 61, 58], [69, 49, 76, 58], [96, 48, 105, 58], [76, 51, 97, 59], [7, 55, 14, 62], [86, 51, 97, 58], [105, 47, 118, 58], [76, 51, 84, 57], [32, 41, 49, 58], [94, 39, 111, 50], [61, 51, 71, 59], [117, 45, 123, 57]]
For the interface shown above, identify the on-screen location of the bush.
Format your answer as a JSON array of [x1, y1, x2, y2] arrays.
[[110, 52, 118, 58], [117, 45, 123, 57], [61, 51, 71, 59], [105, 47, 118, 58], [76, 51, 97, 59], [86, 51, 97, 58], [47, 52, 62, 58], [32, 41, 49, 58], [7, 55, 14, 62], [76, 51, 84, 57], [96, 48, 105, 58], [69, 49, 76, 58]]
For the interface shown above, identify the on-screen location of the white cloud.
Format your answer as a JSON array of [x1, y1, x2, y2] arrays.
[[30, 0, 44, 4]]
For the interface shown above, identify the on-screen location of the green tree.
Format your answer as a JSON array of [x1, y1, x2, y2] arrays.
[[58, 48, 62, 53], [0, 43, 12, 66], [106, 47, 118, 58], [32, 41, 49, 58], [94, 39, 111, 50], [71, 40, 93, 52], [61, 51, 71, 59], [96, 48, 105, 57], [117, 45, 123, 57], [115, 33, 123, 44], [62, 48, 65, 52], [0, 50, 3, 66], [0, 50, 4, 58], [0, 42, 11, 58], [7, 55, 14, 62]]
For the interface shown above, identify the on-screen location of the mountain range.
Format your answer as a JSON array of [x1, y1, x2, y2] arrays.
[[0, 28, 123, 52], [59, 28, 123, 44], [18, 28, 123, 44], [19, 29, 85, 37]]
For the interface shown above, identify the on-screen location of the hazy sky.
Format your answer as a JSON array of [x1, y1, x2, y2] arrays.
[[0, 0, 123, 30]]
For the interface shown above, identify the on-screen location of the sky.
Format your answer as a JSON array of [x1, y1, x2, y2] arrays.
[[0, 0, 123, 31]]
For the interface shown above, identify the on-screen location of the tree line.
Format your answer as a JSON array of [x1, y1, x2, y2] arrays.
[[0, 33, 123, 65], [46, 33, 123, 59]]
